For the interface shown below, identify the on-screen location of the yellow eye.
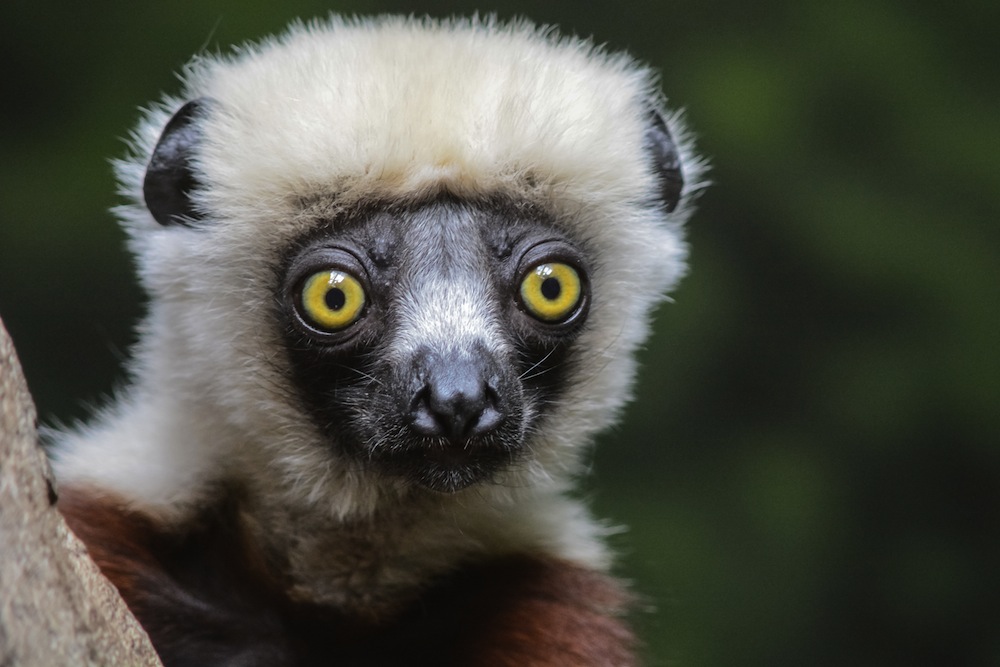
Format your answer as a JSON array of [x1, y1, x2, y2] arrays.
[[519, 262, 583, 322], [299, 270, 366, 331]]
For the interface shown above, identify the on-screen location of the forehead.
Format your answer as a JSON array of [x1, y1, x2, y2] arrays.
[[186, 20, 657, 224]]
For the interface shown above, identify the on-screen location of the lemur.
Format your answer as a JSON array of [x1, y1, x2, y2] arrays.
[[51, 15, 703, 667]]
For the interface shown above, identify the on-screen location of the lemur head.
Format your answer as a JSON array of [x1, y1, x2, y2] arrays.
[[117, 17, 701, 511]]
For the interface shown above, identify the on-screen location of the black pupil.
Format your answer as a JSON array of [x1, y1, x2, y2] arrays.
[[541, 276, 561, 301], [325, 288, 346, 311]]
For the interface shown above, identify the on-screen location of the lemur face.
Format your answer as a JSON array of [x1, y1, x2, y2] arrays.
[[122, 21, 698, 508], [137, 96, 684, 497], [277, 198, 590, 492]]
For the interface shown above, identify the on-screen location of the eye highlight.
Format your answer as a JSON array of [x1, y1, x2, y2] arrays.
[[519, 262, 582, 322], [299, 270, 366, 332]]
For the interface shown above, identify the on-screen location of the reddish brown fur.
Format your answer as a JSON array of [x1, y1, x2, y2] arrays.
[[59, 486, 638, 667]]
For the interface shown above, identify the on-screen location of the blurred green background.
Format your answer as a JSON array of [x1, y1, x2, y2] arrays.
[[1, 0, 997, 664]]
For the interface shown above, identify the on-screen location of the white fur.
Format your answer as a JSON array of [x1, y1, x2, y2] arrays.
[[51, 15, 704, 609]]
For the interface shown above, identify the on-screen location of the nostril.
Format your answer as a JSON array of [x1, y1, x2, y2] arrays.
[[408, 385, 441, 436], [473, 404, 503, 434], [470, 383, 503, 434]]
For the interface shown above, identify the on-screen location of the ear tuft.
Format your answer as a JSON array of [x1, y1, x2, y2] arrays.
[[142, 99, 209, 227], [646, 111, 684, 213]]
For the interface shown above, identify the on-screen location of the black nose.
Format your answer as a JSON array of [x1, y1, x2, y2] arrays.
[[408, 350, 503, 440]]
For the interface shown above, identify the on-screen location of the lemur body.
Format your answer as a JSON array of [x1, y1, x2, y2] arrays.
[[52, 16, 702, 666]]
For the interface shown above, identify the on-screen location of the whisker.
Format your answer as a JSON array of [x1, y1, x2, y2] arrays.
[[518, 346, 558, 381]]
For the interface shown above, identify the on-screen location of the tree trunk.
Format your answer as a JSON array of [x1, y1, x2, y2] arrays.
[[0, 316, 162, 666]]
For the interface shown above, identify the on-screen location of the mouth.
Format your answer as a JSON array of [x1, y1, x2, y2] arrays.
[[371, 433, 523, 493]]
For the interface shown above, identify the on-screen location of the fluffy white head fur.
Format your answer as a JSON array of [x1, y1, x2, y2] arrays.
[[51, 16, 704, 597]]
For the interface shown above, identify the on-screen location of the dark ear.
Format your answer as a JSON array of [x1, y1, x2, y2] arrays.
[[143, 99, 209, 227], [646, 110, 684, 213]]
